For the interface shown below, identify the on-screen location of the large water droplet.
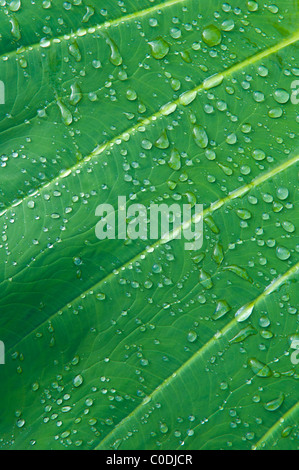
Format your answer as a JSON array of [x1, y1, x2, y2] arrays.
[[248, 358, 272, 377], [202, 25, 222, 47], [273, 88, 290, 104], [106, 36, 122, 66], [57, 100, 73, 126]]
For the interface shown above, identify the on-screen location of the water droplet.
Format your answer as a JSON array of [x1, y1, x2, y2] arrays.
[[276, 187, 289, 200], [229, 325, 257, 343], [282, 221, 295, 233], [179, 90, 197, 106], [199, 269, 213, 289], [187, 331, 198, 343], [224, 265, 252, 283], [160, 422, 169, 434], [253, 91, 265, 102], [226, 133, 237, 145], [264, 393, 285, 411], [202, 25, 222, 47], [236, 209, 252, 220], [235, 303, 254, 322], [106, 36, 122, 66], [268, 107, 283, 118], [217, 162, 233, 176], [57, 100, 73, 126], [259, 316, 270, 328], [170, 27, 182, 39], [212, 300, 231, 320], [204, 216, 219, 234], [192, 125, 208, 148], [16, 418, 25, 428], [221, 19, 235, 31], [276, 246, 290, 261], [252, 149, 266, 161], [68, 41, 82, 62], [180, 50, 192, 63], [246, 0, 259, 11], [203, 73, 224, 90], [9, 0, 21, 12], [82, 5, 95, 23], [168, 148, 181, 170], [10, 17, 21, 40], [73, 374, 83, 387], [281, 426, 293, 438], [96, 293, 106, 301], [149, 37, 169, 59], [69, 82, 82, 106], [257, 65, 268, 77], [248, 358, 272, 377], [273, 89, 289, 104], [154, 130, 169, 149], [126, 88, 137, 101], [212, 242, 224, 264]]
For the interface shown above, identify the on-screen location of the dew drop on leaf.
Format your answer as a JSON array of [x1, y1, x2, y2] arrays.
[[149, 37, 169, 59], [202, 25, 222, 47]]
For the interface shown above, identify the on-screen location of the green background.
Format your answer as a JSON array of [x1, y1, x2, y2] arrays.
[[0, 0, 298, 450]]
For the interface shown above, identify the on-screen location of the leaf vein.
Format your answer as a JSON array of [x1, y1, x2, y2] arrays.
[[94, 262, 299, 449]]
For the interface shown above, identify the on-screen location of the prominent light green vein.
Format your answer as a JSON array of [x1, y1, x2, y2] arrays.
[[0, 0, 185, 62], [95, 262, 299, 450], [1, 29, 298, 219]]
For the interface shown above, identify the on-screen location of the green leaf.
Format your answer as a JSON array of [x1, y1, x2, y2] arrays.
[[0, 0, 298, 451]]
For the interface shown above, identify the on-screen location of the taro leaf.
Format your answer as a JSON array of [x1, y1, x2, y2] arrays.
[[0, 0, 298, 451]]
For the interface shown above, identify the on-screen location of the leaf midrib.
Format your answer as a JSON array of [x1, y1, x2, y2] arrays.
[[7, 153, 299, 354], [1, 29, 298, 218]]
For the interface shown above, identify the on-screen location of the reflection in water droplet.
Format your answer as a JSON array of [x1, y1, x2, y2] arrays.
[[9, 0, 21, 12], [276, 246, 291, 261], [187, 331, 197, 343], [149, 37, 169, 59], [248, 358, 272, 377], [273, 88, 289, 104], [212, 300, 231, 320], [168, 149, 181, 170], [229, 325, 257, 343], [10, 17, 21, 40], [154, 130, 169, 149], [68, 41, 82, 62], [264, 393, 285, 412], [73, 374, 84, 387], [193, 125, 208, 148], [268, 107, 283, 118], [106, 36, 123, 66], [202, 25, 222, 47], [199, 269, 213, 289], [69, 82, 82, 106]]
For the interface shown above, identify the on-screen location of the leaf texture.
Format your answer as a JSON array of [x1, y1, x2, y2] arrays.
[[0, 0, 298, 450]]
